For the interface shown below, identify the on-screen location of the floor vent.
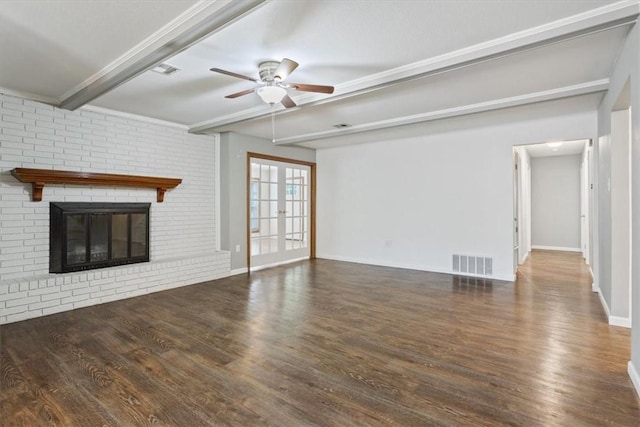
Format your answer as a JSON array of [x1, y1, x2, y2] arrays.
[[452, 254, 493, 277]]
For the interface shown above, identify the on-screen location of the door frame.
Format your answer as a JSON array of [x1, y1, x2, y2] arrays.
[[513, 149, 520, 274], [580, 142, 591, 265], [246, 152, 316, 270]]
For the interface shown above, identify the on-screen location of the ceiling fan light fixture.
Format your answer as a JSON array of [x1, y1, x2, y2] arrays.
[[257, 86, 287, 104], [547, 141, 564, 148]]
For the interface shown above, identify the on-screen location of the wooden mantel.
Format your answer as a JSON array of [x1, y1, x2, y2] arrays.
[[10, 168, 182, 202]]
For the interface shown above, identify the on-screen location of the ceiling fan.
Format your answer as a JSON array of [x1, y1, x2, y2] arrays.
[[210, 58, 334, 108]]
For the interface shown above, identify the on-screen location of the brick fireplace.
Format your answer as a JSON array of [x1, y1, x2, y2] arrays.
[[0, 93, 230, 324]]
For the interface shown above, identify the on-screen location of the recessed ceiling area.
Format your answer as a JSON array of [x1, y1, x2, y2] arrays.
[[0, 0, 637, 148], [523, 139, 589, 158]]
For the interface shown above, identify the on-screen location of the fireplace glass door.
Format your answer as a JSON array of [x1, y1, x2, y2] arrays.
[[89, 214, 109, 263], [65, 214, 87, 265], [131, 214, 147, 258], [50, 203, 150, 273], [112, 214, 129, 259]]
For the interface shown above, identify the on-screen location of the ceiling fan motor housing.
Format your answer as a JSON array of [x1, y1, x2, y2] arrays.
[[258, 61, 281, 83]]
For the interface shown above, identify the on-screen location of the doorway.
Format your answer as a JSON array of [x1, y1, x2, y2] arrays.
[[513, 139, 592, 275], [247, 153, 316, 270]]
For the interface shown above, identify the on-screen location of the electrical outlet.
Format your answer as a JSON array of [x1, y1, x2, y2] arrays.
[[235, 244, 241, 253]]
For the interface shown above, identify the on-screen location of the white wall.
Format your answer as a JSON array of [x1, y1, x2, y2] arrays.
[[597, 130, 613, 307], [0, 94, 230, 324], [595, 21, 639, 396], [317, 110, 596, 282], [530, 154, 581, 251], [611, 108, 631, 321]]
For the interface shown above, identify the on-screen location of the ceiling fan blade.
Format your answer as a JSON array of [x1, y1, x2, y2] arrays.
[[210, 68, 258, 82], [274, 58, 299, 81], [290, 83, 334, 94], [281, 94, 296, 108], [225, 88, 256, 99]]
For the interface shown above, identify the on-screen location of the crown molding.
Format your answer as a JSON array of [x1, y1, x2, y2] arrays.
[[80, 105, 189, 130], [273, 79, 609, 146], [0, 87, 59, 106], [58, 0, 267, 111], [189, 1, 637, 134], [0, 87, 191, 130], [190, 102, 286, 134]]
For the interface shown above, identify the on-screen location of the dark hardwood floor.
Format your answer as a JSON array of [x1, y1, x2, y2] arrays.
[[1, 250, 639, 426]]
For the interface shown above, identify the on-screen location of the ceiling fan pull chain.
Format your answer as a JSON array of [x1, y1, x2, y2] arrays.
[[271, 110, 276, 144]]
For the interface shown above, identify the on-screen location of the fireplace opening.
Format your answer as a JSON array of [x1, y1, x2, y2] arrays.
[[50, 202, 150, 273]]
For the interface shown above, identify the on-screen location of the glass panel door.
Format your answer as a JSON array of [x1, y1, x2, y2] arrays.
[[250, 162, 279, 258], [285, 167, 309, 251], [250, 158, 311, 268]]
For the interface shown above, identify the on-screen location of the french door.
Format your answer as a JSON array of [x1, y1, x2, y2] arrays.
[[248, 155, 314, 269]]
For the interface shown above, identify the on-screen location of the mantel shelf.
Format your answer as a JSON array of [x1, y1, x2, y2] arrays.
[[10, 168, 182, 202]]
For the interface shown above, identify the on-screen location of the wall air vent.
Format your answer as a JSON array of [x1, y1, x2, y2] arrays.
[[452, 254, 493, 277]]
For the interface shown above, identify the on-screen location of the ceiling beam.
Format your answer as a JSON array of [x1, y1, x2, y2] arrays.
[[58, 0, 267, 111], [273, 79, 609, 145], [189, 0, 638, 135]]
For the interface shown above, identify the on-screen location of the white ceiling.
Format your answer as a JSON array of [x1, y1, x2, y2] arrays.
[[1, 0, 638, 149], [0, 0, 199, 100]]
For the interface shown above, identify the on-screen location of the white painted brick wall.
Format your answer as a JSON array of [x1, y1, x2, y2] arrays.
[[0, 94, 230, 324]]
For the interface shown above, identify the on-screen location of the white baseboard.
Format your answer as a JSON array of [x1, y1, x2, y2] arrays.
[[609, 316, 632, 328], [230, 267, 249, 276], [531, 245, 582, 252], [629, 361, 640, 399], [317, 254, 515, 282], [597, 289, 611, 318], [518, 251, 529, 265], [595, 289, 631, 328]]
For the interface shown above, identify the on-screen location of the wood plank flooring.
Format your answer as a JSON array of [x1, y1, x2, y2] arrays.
[[1, 250, 639, 426]]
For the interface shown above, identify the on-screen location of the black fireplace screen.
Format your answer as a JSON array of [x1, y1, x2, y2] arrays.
[[50, 202, 150, 273]]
